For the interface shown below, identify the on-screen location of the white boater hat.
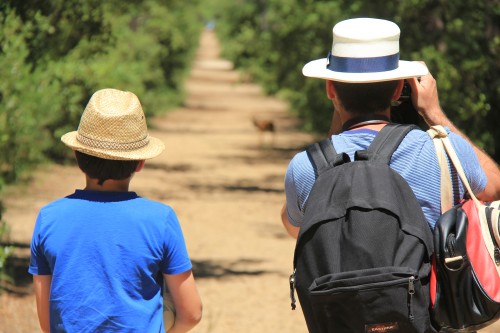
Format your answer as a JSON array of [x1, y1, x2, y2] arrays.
[[302, 18, 428, 83]]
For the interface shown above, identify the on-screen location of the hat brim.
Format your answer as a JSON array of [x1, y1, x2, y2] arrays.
[[302, 59, 428, 83], [61, 131, 165, 161]]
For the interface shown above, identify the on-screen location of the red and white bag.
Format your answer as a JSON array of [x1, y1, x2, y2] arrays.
[[428, 125, 500, 332]]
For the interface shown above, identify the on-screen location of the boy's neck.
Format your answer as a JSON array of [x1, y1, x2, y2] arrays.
[[84, 176, 132, 192]]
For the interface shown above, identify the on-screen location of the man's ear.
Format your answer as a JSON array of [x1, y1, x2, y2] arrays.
[[135, 160, 146, 173], [392, 80, 405, 102], [326, 80, 336, 100]]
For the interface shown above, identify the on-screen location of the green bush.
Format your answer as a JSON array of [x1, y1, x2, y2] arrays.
[[0, 9, 58, 181], [0, 202, 12, 289], [0, 0, 204, 177]]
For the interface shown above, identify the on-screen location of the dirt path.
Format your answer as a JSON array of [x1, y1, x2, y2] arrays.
[[0, 30, 313, 332], [1, 30, 499, 333]]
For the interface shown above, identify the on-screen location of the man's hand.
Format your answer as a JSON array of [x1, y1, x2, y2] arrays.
[[407, 72, 445, 126]]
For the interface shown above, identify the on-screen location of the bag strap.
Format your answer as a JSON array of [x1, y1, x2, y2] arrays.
[[427, 125, 481, 208], [308, 124, 416, 173], [306, 138, 350, 175], [427, 126, 500, 275], [341, 114, 390, 132], [355, 123, 418, 164], [427, 126, 453, 213]]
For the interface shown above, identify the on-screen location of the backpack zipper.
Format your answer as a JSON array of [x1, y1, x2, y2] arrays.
[[289, 269, 296, 310], [485, 206, 500, 266], [408, 276, 415, 322]]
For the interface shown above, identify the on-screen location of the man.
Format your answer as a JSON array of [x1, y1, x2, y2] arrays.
[[281, 17, 500, 239]]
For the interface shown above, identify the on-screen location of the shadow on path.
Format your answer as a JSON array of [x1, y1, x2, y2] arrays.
[[193, 258, 276, 279]]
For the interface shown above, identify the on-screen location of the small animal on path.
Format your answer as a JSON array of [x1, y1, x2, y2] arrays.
[[252, 116, 275, 148]]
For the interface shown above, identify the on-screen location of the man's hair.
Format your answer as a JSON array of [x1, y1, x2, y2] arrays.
[[75, 151, 140, 185], [332, 80, 399, 115]]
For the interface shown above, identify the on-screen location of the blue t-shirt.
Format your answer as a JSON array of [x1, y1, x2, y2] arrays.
[[285, 128, 487, 229], [29, 190, 192, 333]]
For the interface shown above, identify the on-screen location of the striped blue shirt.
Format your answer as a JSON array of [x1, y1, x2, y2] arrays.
[[284, 127, 487, 229]]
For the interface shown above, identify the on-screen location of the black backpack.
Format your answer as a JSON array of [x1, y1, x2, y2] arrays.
[[289, 124, 436, 333]]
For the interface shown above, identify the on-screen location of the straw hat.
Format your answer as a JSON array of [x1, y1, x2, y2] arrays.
[[302, 18, 428, 83], [61, 89, 165, 160]]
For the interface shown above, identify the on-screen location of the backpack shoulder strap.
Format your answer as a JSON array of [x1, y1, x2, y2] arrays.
[[306, 138, 350, 175], [355, 123, 419, 164]]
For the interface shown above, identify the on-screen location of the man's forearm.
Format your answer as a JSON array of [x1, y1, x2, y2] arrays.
[[408, 73, 500, 200], [424, 110, 500, 200]]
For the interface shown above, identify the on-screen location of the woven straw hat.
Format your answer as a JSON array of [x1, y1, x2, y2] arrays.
[[302, 18, 428, 83], [61, 89, 165, 160]]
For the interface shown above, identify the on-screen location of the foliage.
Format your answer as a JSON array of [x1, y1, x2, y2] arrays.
[[0, 0, 204, 181], [209, 0, 500, 160], [0, 202, 12, 289]]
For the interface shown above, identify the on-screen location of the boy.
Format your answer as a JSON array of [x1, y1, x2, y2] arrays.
[[29, 88, 202, 332]]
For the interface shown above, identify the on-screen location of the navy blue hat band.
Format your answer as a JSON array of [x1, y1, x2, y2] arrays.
[[326, 51, 400, 73]]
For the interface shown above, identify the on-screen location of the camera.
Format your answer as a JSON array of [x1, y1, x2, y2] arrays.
[[391, 80, 423, 127], [398, 80, 412, 102]]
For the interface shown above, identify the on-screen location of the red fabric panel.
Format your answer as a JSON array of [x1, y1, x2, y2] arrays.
[[464, 200, 500, 302], [430, 255, 437, 306]]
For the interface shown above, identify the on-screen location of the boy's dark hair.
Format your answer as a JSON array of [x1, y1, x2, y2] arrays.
[[75, 151, 140, 185], [333, 80, 399, 115]]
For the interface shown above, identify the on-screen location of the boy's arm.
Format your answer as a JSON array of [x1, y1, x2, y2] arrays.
[[408, 72, 500, 201], [164, 270, 202, 333], [33, 274, 52, 333]]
